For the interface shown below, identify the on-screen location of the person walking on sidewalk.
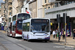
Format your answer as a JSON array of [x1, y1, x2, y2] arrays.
[[55, 28, 58, 39], [73, 29, 75, 39], [67, 28, 70, 37], [52, 30, 56, 38], [62, 30, 65, 39]]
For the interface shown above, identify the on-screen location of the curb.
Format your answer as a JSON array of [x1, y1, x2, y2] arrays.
[[0, 30, 6, 33], [55, 42, 75, 48]]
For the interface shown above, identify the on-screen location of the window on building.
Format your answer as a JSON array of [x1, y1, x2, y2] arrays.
[[9, 12, 12, 15], [4, 10, 5, 13], [4, 6, 5, 8], [44, 8, 46, 10], [55, 3, 58, 7], [9, 7, 12, 10], [8, 2, 12, 5], [0, 10, 1, 12], [59, 1, 75, 6], [48, 7, 50, 9], [27, 0, 30, 3], [45, 0, 46, 3]]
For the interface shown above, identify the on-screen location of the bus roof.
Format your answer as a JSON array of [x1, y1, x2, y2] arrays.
[[14, 13, 31, 16]]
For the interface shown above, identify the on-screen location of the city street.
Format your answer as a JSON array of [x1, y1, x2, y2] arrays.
[[0, 0, 75, 50], [0, 31, 75, 50]]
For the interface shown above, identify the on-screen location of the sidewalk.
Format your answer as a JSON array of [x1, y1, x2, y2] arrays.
[[50, 35, 75, 47], [0, 30, 6, 33]]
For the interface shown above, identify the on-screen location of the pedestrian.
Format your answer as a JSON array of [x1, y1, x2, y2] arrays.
[[55, 28, 58, 39], [58, 32, 61, 42], [50, 28, 53, 35], [67, 28, 70, 37], [73, 28, 75, 39], [52, 30, 56, 38], [62, 30, 65, 39]]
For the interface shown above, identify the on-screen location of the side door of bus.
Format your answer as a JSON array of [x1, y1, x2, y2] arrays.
[[22, 22, 30, 39]]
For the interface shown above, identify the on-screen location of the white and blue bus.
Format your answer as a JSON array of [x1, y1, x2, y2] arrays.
[[22, 18, 50, 42]]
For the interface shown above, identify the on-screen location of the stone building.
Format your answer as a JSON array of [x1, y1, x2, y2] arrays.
[[29, 0, 37, 18]]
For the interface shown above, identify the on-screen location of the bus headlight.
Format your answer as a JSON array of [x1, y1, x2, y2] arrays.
[[45, 33, 49, 36], [31, 33, 35, 36]]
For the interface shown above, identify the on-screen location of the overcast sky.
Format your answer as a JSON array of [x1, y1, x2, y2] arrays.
[[0, 0, 4, 5]]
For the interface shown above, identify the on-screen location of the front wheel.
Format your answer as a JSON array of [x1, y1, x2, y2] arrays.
[[27, 35, 30, 41], [22, 34, 25, 40], [44, 40, 48, 43], [12, 33, 15, 38]]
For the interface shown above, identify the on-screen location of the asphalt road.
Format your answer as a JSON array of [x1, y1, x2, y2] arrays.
[[0, 31, 75, 50]]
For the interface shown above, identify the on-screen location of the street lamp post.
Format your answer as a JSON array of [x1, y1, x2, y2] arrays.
[[57, 14, 60, 42], [64, 13, 67, 45]]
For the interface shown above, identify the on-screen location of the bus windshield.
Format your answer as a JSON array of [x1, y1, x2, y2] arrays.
[[31, 19, 49, 32], [18, 13, 31, 20], [17, 20, 22, 30]]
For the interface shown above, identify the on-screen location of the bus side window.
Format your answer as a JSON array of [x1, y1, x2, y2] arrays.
[[23, 23, 29, 31]]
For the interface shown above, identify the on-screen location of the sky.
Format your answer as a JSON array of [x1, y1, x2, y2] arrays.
[[0, 0, 4, 5]]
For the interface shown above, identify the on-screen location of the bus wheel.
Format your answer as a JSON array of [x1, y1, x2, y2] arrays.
[[22, 34, 25, 40], [27, 35, 29, 41], [44, 40, 48, 43], [12, 34, 15, 38]]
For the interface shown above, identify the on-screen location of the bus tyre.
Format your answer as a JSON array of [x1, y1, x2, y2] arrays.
[[22, 34, 24, 40], [44, 40, 47, 42], [12, 34, 15, 38], [27, 35, 29, 41]]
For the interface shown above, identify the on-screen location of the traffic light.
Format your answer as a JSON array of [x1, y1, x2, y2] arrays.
[[57, 14, 60, 23], [66, 16, 70, 23], [60, 17, 63, 23], [63, 13, 70, 23], [63, 13, 67, 23]]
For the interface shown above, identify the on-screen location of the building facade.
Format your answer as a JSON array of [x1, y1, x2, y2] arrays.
[[45, 0, 75, 36], [12, 0, 18, 15], [5, 0, 12, 18], [0, 6, 1, 17], [37, 0, 43, 18], [21, 0, 31, 14], [1, 3, 5, 22], [17, 0, 24, 13], [29, 0, 37, 18]]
